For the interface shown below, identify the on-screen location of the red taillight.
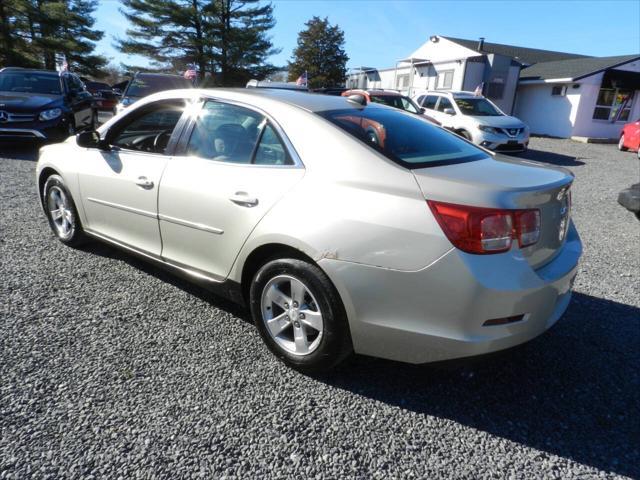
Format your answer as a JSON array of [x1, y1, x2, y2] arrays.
[[515, 210, 540, 247], [427, 200, 540, 255]]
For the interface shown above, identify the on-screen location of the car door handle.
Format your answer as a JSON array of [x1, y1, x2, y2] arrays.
[[229, 192, 259, 207], [135, 176, 154, 189]]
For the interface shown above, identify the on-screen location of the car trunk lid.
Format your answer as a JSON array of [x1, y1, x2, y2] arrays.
[[412, 155, 573, 269]]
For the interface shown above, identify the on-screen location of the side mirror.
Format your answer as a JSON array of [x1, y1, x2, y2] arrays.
[[444, 108, 455, 115], [419, 107, 426, 114], [76, 130, 106, 149]]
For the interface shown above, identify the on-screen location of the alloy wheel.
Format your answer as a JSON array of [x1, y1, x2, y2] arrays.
[[260, 274, 324, 356], [47, 186, 74, 239]]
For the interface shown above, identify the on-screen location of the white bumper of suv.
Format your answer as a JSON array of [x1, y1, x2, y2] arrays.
[[473, 126, 530, 152]]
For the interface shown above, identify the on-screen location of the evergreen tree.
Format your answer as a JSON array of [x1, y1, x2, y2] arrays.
[[117, 0, 210, 77], [0, 0, 106, 77], [118, 0, 279, 86], [288, 16, 348, 88], [206, 0, 279, 86]]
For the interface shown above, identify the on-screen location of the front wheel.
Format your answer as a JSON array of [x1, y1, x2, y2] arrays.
[[458, 130, 472, 141], [43, 174, 87, 246], [618, 134, 627, 151], [250, 258, 352, 372]]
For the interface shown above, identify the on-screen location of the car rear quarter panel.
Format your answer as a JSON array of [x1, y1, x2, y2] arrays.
[[228, 107, 453, 282]]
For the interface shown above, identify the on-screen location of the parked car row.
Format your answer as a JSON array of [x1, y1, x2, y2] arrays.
[[0, 67, 193, 143]]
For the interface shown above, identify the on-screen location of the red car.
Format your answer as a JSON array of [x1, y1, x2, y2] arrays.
[[619, 118, 640, 158], [342, 89, 441, 126]]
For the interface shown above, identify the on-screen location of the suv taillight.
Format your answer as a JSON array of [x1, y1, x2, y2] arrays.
[[427, 200, 541, 254]]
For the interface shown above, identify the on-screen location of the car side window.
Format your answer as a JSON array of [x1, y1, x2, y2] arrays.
[[423, 95, 438, 110], [187, 101, 264, 164], [109, 100, 185, 154], [254, 124, 293, 166], [436, 97, 454, 112], [416, 95, 425, 105]]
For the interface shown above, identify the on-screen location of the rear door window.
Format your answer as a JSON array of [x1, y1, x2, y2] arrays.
[[319, 106, 487, 168]]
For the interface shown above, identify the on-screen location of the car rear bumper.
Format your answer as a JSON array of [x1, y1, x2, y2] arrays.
[[320, 221, 582, 364]]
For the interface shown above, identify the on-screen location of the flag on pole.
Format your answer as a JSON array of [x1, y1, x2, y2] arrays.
[[473, 82, 484, 96], [295, 71, 308, 87]]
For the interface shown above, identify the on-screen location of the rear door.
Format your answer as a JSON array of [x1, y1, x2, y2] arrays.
[[77, 98, 187, 255], [158, 99, 305, 280]]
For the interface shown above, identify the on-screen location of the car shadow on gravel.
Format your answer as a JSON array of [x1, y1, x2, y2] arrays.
[[78, 241, 251, 323], [316, 292, 639, 477], [514, 148, 586, 167], [75, 242, 638, 476], [0, 144, 40, 161]]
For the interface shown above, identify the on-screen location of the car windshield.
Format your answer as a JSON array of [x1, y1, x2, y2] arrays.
[[454, 97, 502, 116], [125, 75, 192, 98], [370, 95, 420, 114], [0, 72, 62, 95], [319, 107, 488, 168]]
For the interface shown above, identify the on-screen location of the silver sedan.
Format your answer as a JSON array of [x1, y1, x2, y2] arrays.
[[36, 88, 582, 371]]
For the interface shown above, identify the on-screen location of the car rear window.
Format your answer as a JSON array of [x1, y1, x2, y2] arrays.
[[125, 75, 192, 98], [318, 107, 488, 168]]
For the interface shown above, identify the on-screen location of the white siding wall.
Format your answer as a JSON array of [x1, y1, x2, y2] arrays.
[[514, 83, 579, 138], [571, 71, 640, 139]]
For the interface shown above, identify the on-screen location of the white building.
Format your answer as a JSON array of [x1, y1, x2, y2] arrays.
[[346, 36, 640, 139]]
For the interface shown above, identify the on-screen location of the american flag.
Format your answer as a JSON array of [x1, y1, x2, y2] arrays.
[[295, 71, 308, 87]]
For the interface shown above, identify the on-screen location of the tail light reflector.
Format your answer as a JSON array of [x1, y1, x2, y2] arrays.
[[427, 200, 540, 254]]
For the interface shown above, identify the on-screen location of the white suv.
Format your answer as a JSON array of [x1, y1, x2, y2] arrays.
[[413, 91, 529, 152]]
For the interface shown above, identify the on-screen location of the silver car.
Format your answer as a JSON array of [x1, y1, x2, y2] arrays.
[[36, 88, 582, 371]]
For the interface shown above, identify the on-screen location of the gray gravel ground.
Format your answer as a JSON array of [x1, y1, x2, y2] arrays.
[[1, 138, 639, 479]]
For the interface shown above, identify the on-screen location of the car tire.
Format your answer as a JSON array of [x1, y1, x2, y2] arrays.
[[67, 117, 76, 138], [458, 130, 472, 141], [43, 174, 88, 247], [618, 135, 627, 151], [249, 258, 352, 372], [89, 110, 97, 130]]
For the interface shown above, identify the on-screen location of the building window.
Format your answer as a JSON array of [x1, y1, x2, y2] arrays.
[[593, 88, 634, 122], [396, 74, 410, 90], [436, 70, 454, 90], [551, 85, 567, 96]]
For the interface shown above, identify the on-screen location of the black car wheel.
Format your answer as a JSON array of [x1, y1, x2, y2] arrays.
[[43, 174, 88, 246], [250, 258, 352, 372]]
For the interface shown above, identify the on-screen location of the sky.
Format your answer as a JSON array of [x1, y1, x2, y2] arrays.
[[94, 0, 640, 71]]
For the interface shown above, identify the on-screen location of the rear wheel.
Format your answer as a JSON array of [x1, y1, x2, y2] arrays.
[[618, 134, 627, 151], [250, 258, 352, 372], [43, 174, 87, 246]]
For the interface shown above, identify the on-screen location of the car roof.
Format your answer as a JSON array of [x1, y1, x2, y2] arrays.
[[422, 90, 481, 99], [0, 67, 61, 76], [346, 89, 403, 97], [134, 87, 387, 114], [134, 72, 186, 79]]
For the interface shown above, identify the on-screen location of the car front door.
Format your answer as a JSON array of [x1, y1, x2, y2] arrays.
[[65, 74, 93, 129], [158, 99, 305, 280], [76, 99, 187, 256]]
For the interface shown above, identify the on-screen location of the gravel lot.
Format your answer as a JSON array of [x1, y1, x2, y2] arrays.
[[1, 138, 638, 479]]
